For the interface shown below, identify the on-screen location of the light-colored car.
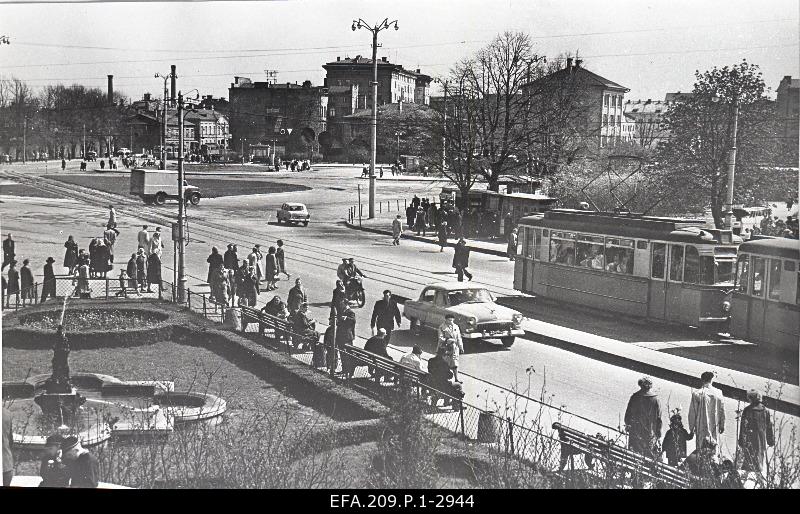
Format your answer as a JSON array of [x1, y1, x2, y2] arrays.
[[277, 202, 310, 226], [403, 282, 525, 347]]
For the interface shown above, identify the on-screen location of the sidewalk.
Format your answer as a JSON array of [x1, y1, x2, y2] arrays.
[[346, 217, 509, 257]]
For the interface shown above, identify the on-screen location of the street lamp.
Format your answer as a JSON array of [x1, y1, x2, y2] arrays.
[[351, 17, 399, 219], [155, 70, 177, 169], [712, 92, 740, 231], [176, 89, 199, 303], [433, 77, 450, 172], [394, 131, 402, 163]]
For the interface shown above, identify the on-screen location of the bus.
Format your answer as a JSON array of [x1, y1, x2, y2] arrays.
[[514, 209, 740, 330], [730, 237, 800, 350]]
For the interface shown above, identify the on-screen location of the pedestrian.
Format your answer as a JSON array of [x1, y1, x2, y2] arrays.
[[276, 240, 290, 279], [406, 203, 416, 228], [688, 371, 726, 452], [61, 436, 99, 488], [437, 221, 448, 252], [412, 194, 420, 210], [103, 223, 117, 263], [39, 434, 70, 488], [224, 243, 238, 306], [370, 289, 401, 343], [400, 345, 423, 371], [437, 313, 464, 383], [126, 253, 138, 295], [452, 239, 473, 281], [391, 215, 402, 245], [96, 241, 111, 278], [61, 157, 66, 171], [147, 250, 163, 293], [5, 260, 19, 306], [206, 246, 224, 283], [265, 246, 278, 291], [503, 211, 513, 237], [209, 267, 229, 305], [662, 409, 693, 467], [336, 304, 357, 379], [149, 227, 164, 259], [115, 269, 129, 298], [2, 233, 15, 270], [364, 328, 393, 381], [40, 257, 57, 304], [507, 227, 518, 261], [427, 202, 438, 230], [135, 248, 147, 293], [624, 376, 663, 459], [63, 235, 79, 274], [137, 225, 150, 250], [76, 259, 91, 298], [248, 245, 264, 287], [100, 159, 105, 170], [287, 277, 307, 315], [2, 407, 13, 487], [738, 389, 774, 474], [324, 321, 338, 371], [414, 207, 427, 236], [20, 258, 34, 305], [107, 205, 119, 235], [240, 261, 258, 307], [330, 279, 347, 318]]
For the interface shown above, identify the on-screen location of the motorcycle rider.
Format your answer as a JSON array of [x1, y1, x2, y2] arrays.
[[343, 257, 366, 296]]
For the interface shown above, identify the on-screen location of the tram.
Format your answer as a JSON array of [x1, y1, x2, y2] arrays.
[[730, 238, 800, 349], [514, 209, 740, 329]]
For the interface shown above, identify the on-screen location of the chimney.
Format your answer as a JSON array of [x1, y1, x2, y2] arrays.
[[107, 75, 114, 104], [337, 56, 340, 61], [566, 58, 573, 70], [144, 93, 151, 102], [170, 64, 177, 105], [382, 56, 388, 62], [575, 59, 582, 68]]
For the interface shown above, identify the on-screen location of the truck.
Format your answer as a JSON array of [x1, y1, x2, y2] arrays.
[[129, 168, 202, 206]]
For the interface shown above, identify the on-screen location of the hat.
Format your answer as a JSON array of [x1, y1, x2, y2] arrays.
[[747, 389, 762, 403], [342, 258, 348, 262], [348, 257, 354, 262], [637, 376, 653, 388], [60, 435, 80, 452], [46, 257, 55, 263], [155, 227, 161, 232], [227, 243, 233, 249], [22, 258, 29, 265], [45, 434, 64, 446], [254, 244, 261, 248], [412, 345, 422, 355], [377, 328, 387, 335]]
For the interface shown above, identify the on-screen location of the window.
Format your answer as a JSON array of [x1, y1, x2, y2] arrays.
[[736, 255, 750, 293], [715, 259, 735, 286], [534, 229, 543, 261], [448, 289, 492, 306], [605, 238, 635, 274], [549, 231, 576, 265], [751, 256, 765, 297], [684, 245, 700, 284], [651, 243, 666, 279], [524, 229, 534, 258], [669, 245, 684, 282], [604, 95, 609, 106], [768, 259, 782, 301], [601, 135, 608, 147], [434, 291, 449, 307], [603, 114, 608, 126], [421, 289, 436, 303], [576, 235, 605, 269], [637, 241, 648, 250]]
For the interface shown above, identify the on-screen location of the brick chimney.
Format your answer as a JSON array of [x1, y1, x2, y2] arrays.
[[566, 58, 573, 70], [107, 75, 114, 104]]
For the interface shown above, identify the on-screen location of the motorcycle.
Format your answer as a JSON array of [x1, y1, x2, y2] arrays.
[[344, 277, 366, 308]]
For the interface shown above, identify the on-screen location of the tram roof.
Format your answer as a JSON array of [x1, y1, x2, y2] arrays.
[[517, 209, 737, 244], [738, 237, 799, 260]]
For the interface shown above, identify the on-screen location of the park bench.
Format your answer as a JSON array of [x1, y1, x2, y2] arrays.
[[240, 306, 293, 350], [552, 422, 690, 489]]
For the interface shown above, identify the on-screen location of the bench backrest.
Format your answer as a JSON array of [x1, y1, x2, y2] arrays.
[[345, 346, 428, 382]]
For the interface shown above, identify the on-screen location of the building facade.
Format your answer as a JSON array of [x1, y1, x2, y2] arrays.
[[322, 56, 431, 107], [776, 75, 799, 146], [623, 98, 673, 149]]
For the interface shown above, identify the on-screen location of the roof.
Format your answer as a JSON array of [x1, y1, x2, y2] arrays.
[[524, 65, 628, 92], [423, 282, 492, 292], [484, 192, 557, 201], [624, 99, 672, 114], [739, 238, 799, 259]]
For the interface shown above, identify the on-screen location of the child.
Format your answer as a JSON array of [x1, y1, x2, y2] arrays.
[[115, 269, 128, 298], [662, 410, 693, 466], [39, 434, 70, 488]]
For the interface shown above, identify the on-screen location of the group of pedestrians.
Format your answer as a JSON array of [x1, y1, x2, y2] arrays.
[[624, 371, 775, 486], [204, 240, 291, 307]]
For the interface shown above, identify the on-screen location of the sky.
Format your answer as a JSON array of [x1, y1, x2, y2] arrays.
[[0, 0, 797, 103]]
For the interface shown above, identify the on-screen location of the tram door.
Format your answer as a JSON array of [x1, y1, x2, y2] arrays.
[[648, 242, 668, 320], [747, 256, 768, 341]]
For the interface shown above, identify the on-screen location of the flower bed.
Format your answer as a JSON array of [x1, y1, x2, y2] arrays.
[[20, 309, 165, 332]]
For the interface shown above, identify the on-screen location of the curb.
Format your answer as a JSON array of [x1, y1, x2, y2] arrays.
[[344, 221, 508, 257], [521, 328, 800, 417]]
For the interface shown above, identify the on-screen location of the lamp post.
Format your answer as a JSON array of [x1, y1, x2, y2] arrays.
[[434, 78, 449, 172], [712, 92, 741, 230], [155, 70, 176, 169], [176, 89, 198, 303], [352, 17, 399, 219], [394, 131, 402, 163]]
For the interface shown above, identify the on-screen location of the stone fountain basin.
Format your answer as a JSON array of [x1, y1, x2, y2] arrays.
[[4, 372, 226, 450]]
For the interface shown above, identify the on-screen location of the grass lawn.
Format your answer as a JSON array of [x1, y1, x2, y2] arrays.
[[44, 174, 310, 198], [0, 183, 63, 199]]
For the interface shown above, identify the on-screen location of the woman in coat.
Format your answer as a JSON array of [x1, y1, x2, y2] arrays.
[[5, 260, 19, 306], [336, 305, 357, 378], [264, 246, 278, 292], [206, 246, 224, 283], [63, 235, 79, 274], [126, 254, 138, 292], [147, 252, 162, 293], [738, 390, 774, 474], [437, 221, 448, 252], [135, 249, 147, 293], [20, 258, 34, 304], [88, 238, 100, 278]]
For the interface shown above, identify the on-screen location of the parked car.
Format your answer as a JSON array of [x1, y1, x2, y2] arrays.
[[403, 283, 525, 347], [85, 151, 97, 161], [116, 148, 131, 157], [276, 202, 310, 226]]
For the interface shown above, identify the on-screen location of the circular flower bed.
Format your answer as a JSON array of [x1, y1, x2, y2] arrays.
[[20, 309, 166, 332]]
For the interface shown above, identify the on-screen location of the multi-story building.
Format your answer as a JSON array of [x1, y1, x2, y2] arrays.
[[126, 106, 230, 156], [522, 58, 630, 148], [322, 56, 431, 107], [623, 98, 673, 149], [776, 75, 799, 147], [228, 77, 328, 159]]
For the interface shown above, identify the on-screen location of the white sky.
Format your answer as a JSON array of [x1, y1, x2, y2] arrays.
[[0, 0, 797, 102]]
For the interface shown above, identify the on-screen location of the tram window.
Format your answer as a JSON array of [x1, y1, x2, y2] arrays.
[[652, 243, 666, 279], [669, 245, 684, 282], [523, 229, 532, 258], [786, 261, 796, 272], [736, 254, 749, 293], [605, 238, 635, 274], [533, 229, 542, 260], [549, 232, 576, 265], [751, 257, 765, 297], [637, 241, 648, 250], [577, 235, 605, 269], [768, 259, 782, 301], [715, 259, 735, 286], [684, 245, 700, 283]]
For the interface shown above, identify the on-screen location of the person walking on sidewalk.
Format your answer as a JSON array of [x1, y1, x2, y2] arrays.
[[624, 376, 662, 459], [137, 225, 150, 250], [437, 313, 464, 383], [391, 215, 402, 245], [20, 258, 34, 305], [507, 228, 518, 261], [414, 207, 427, 236], [688, 371, 726, 453], [738, 389, 774, 474], [452, 239, 472, 281], [406, 204, 416, 229], [437, 221, 448, 252], [276, 240, 290, 279], [103, 223, 117, 263], [107, 205, 120, 235], [265, 246, 278, 291], [206, 246, 224, 283], [370, 289, 402, 343]]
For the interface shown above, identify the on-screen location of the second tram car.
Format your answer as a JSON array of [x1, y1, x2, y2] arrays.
[[514, 209, 740, 329], [730, 238, 800, 349]]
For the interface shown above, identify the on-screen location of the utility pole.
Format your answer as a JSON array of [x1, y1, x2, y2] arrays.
[[82, 124, 86, 159], [177, 92, 187, 303], [155, 70, 175, 169], [442, 82, 447, 172], [352, 17, 399, 219], [22, 117, 26, 164], [723, 98, 740, 230]]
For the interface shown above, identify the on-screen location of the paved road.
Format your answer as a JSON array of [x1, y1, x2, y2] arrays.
[[2, 162, 798, 466]]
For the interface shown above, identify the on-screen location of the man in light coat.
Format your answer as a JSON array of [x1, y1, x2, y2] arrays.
[[688, 371, 726, 453], [391, 215, 402, 245], [437, 313, 464, 383], [137, 225, 150, 250]]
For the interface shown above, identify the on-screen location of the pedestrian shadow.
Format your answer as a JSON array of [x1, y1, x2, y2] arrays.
[[308, 301, 332, 308], [430, 271, 454, 275], [388, 329, 510, 355]]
